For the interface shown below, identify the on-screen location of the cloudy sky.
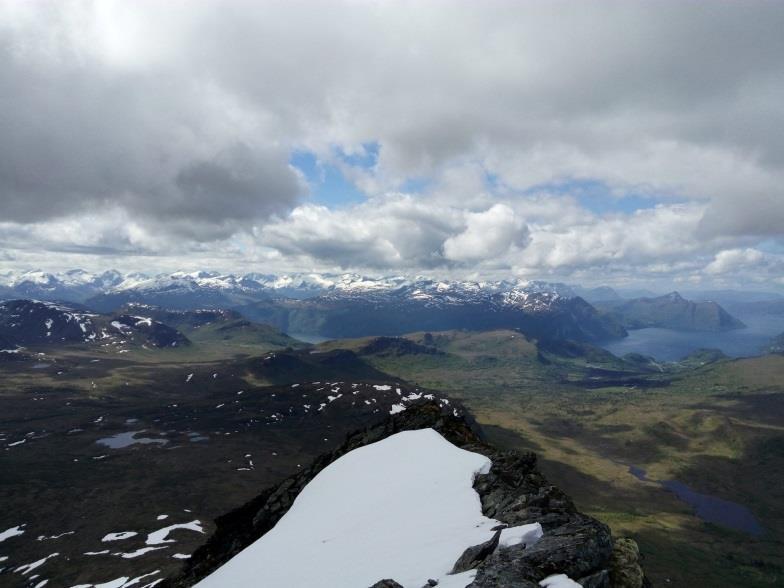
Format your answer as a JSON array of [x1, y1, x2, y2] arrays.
[[1, 0, 783, 289]]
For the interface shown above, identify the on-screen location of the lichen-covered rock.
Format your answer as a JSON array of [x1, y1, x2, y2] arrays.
[[610, 538, 645, 588]]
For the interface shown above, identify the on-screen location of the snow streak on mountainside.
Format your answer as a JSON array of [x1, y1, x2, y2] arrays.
[[196, 429, 545, 588], [0, 299, 188, 350]]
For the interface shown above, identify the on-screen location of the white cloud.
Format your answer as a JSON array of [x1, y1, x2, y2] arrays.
[[514, 203, 711, 270], [256, 195, 732, 282], [260, 196, 466, 269], [443, 204, 529, 263], [705, 248, 766, 275], [0, 1, 783, 287]]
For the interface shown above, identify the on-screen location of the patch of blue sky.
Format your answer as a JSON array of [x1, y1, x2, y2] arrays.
[[291, 143, 437, 206], [483, 170, 502, 192], [289, 150, 366, 208], [756, 238, 784, 254], [521, 178, 682, 214]]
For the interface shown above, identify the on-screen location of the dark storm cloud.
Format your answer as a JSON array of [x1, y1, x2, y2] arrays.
[[0, 10, 302, 237]]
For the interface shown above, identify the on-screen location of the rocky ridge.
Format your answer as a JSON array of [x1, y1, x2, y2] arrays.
[[164, 402, 648, 588]]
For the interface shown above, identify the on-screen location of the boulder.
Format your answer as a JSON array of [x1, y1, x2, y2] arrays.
[[610, 538, 645, 588]]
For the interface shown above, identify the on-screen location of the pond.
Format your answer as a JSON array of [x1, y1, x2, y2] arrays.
[[629, 466, 763, 536]]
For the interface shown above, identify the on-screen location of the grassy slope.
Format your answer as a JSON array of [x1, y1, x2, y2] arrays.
[[181, 318, 308, 355], [318, 330, 784, 588]]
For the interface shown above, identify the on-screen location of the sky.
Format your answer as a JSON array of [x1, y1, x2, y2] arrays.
[[1, 0, 783, 290]]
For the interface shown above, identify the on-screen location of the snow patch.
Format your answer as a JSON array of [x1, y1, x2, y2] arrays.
[[0, 525, 25, 542], [539, 574, 583, 588], [15, 552, 58, 575], [435, 570, 478, 588], [102, 531, 138, 542], [145, 521, 204, 545], [498, 523, 543, 548], [195, 429, 519, 588], [115, 546, 168, 559]]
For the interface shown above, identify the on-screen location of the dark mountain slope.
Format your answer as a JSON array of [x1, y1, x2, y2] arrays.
[[0, 299, 191, 349], [117, 304, 304, 348], [357, 336, 443, 357], [598, 292, 745, 331], [111, 314, 190, 348], [239, 292, 626, 343], [0, 299, 100, 345], [242, 348, 390, 385]]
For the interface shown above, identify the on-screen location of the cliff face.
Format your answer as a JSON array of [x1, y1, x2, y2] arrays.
[[164, 402, 648, 588]]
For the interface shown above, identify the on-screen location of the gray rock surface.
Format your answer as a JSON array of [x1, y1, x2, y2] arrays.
[[450, 528, 502, 573]]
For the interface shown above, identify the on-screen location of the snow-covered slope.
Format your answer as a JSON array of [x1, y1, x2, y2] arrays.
[[196, 429, 543, 588]]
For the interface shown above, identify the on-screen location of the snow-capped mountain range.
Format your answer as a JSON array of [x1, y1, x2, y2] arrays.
[[0, 270, 631, 342], [0, 269, 586, 305]]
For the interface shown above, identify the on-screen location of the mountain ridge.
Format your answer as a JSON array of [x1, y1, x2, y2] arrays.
[[165, 401, 647, 588], [596, 291, 745, 332], [1, 270, 629, 343]]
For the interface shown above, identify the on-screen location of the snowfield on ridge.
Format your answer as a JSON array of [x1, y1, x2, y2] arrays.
[[196, 428, 544, 588]]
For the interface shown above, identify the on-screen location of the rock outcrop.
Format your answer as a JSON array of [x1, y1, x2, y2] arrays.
[[164, 401, 648, 587]]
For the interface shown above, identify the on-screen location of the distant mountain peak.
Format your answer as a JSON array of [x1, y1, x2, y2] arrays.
[[601, 291, 745, 332]]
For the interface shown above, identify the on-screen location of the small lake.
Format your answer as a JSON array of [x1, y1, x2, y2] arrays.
[[602, 313, 784, 361], [97, 431, 169, 449], [629, 466, 764, 536]]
